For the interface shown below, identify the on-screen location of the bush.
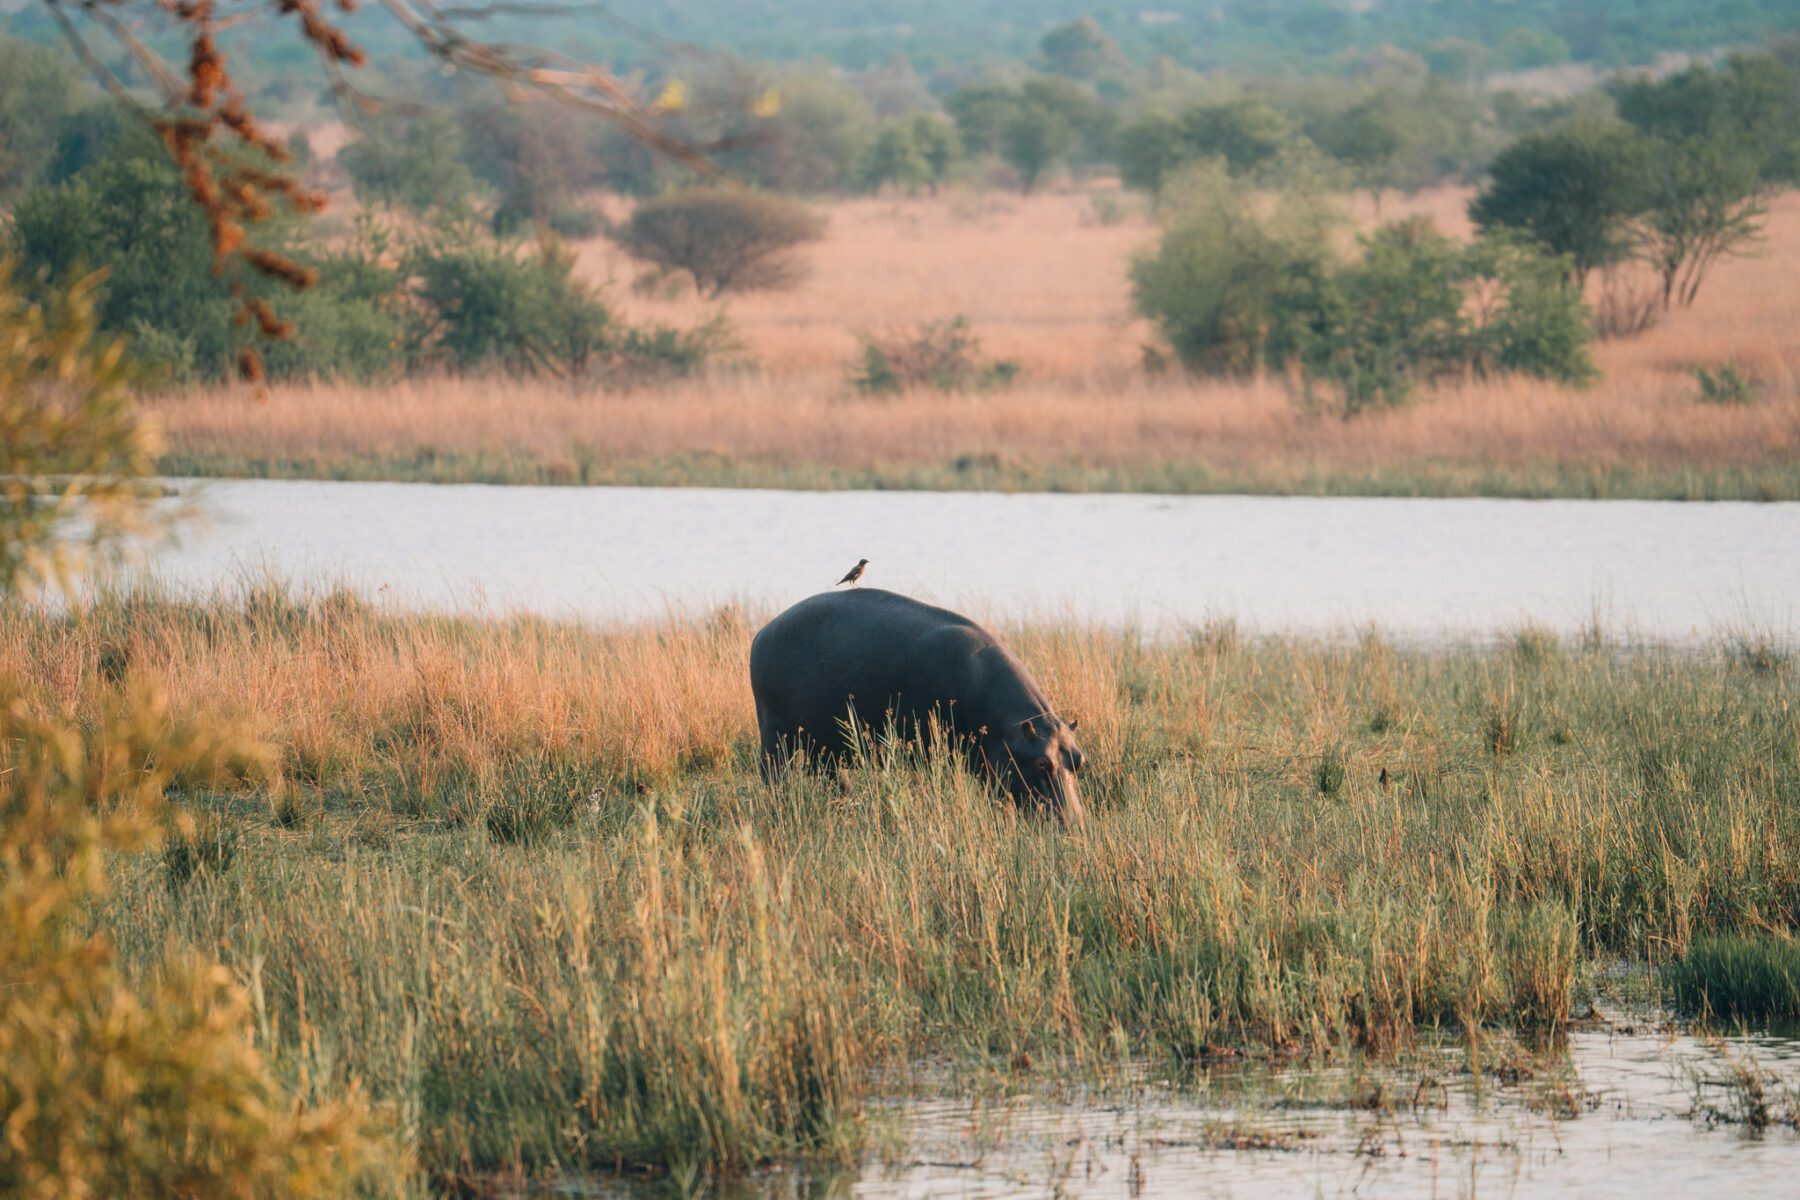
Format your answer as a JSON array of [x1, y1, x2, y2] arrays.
[[407, 233, 614, 376], [1, 268, 385, 1194], [406, 227, 724, 382], [617, 188, 825, 298], [1695, 362, 1757, 405], [851, 317, 1019, 395], [1129, 164, 1335, 377], [10, 141, 406, 383], [1135, 172, 1595, 415]]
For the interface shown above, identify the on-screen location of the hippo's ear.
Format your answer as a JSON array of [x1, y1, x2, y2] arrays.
[[1068, 717, 1079, 731]]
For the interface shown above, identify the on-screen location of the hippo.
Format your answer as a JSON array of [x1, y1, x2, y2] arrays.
[[748, 588, 1086, 825]]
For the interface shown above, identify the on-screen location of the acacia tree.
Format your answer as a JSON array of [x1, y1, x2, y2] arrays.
[[618, 188, 825, 297], [30, 0, 716, 379], [1468, 122, 1649, 287]]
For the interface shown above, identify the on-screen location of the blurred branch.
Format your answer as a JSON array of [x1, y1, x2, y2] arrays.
[[31, 0, 719, 380]]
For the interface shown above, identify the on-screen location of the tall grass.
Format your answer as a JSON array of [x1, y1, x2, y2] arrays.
[[10, 587, 1798, 1186]]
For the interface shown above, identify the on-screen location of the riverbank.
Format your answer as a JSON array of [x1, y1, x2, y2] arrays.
[[10, 586, 1797, 1188], [158, 446, 1800, 500], [148, 359, 1800, 501]]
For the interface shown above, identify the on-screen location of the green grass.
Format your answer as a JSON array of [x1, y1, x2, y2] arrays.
[[1667, 937, 1800, 1021], [157, 450, 1800, 501], [11, 589, 1798, 1189]]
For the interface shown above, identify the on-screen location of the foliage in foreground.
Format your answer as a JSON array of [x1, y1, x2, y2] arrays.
[[6, 583, 1796, 1183], [1, 273, 386, 1194]]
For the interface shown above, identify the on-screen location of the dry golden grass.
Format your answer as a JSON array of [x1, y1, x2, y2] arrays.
[[150, 185, 1800, 495]]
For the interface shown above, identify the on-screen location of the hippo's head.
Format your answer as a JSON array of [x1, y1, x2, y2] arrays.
[[1001, 715, 1086, 827]]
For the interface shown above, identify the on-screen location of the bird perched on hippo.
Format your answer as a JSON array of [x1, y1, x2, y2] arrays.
[[748, 588, 1086, 826]]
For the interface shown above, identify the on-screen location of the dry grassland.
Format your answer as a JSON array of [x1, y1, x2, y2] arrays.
[[151, 186, 1800, 497]]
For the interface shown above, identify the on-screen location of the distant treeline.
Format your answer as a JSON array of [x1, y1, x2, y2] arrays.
[[2, 29, 1796, 396], [3, 0, 1794, 74]]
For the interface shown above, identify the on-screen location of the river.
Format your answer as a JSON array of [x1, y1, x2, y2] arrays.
[[143, 479, 1798, 640]]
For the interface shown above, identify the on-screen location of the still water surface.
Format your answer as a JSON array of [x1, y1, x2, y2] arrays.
[[151, 479, 1798, 639], [576, 1016, 1800, 1199]]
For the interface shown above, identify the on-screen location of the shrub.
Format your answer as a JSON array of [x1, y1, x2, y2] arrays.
[[1129, 163, 1335, 378], [0, 265, 160, 596], [10, 141, 404, 383], [405, 227, 723, 382], [1135, 173, 1595, 415], [617, 188, 824, 298], [851, 317, 1019, 395], [407, 233, 614, 376], [1696, 362, 1757, 405], [1, 268, 385, 1195]]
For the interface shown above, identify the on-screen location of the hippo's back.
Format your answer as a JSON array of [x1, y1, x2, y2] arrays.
[[749, 589, 1014, 763]]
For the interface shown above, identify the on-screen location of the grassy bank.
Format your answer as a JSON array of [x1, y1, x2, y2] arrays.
[[9, 588, 1798, 1188], [158, 447, 1800, 501]]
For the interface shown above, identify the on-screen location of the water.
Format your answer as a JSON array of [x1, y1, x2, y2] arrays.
[[145, 479, 1799, 639], [574, 1015, 1800, 1198]]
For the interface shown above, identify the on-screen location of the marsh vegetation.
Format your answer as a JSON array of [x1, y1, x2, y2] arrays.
[[7, 584, 1797, 1187]]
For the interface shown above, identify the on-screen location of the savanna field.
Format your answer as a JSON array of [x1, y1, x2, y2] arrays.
[[153, 184, 1800, 500], [10, 8, 1800, 1195], [6, 585, 1800, 1189]]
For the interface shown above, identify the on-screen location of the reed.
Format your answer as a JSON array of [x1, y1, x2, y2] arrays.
[[11, 586, 1796, 1187]]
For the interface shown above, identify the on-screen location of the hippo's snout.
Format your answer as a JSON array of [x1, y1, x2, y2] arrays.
[[1047, 769, 1085, 828]]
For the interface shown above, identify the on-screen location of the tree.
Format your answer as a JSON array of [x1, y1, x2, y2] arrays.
[[1040, 16, 1122, 80], [10, 143, 236, 379], [1605, 54, 1792, 307], [1129, 164, 1334, 377], [1635, 136, 1768, 308], [26, 0, 721, 379], [859, 121, 930, 193], [618, 188, 825, 297], [0, 37, 83, 201], [1000, 102, 1073, 192], [1314, 95, 1406, 212], [1134, 168, 1594, 414], [1468, 123, 1650, 286], [731, 65, 875, 193], [1178, 98, 1295, 176], [910, 115, 962, 192], [945, 83, 1017, 156], [1611, 54, 1800, 180], [1115, 114, 1185, 199], [338, 113, 476, 215]]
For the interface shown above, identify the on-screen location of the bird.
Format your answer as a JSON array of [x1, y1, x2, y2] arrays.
[[835, 558, 868, 587]]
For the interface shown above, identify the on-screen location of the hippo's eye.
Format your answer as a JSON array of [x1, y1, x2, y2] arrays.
[[1035, 756, 1053, 774], [1069, 751, 1085, 772]]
